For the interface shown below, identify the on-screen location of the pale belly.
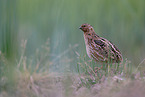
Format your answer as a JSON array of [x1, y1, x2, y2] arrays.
[[85, 44, 92, 58], [84, 35, 92, 59]]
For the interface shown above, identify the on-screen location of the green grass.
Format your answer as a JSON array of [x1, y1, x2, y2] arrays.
[[75, 53, 133, 88], [0, 39, 145, 97]]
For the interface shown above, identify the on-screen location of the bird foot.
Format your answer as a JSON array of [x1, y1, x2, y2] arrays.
[[94, 66, 103, 73]]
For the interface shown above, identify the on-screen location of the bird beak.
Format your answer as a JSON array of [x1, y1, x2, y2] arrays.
[[79, 26, 82, 29]]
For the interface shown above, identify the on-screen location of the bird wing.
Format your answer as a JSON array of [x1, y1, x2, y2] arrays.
[[90, 34, 123, 63]]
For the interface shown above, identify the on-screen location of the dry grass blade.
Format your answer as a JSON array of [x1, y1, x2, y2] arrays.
[[17, 40, 27, 68], [135, 58, 145, 73]]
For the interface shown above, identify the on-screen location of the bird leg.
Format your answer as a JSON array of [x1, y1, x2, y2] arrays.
[[107, 63, 110, 75], [94, 67, 100, 73], [94, 63, 103, 73]]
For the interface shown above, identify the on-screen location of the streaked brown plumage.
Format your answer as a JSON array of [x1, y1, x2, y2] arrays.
[[79, 23, 123, 63]]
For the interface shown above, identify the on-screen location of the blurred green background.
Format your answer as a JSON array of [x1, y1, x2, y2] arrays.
[[0, 0, 145, 73]]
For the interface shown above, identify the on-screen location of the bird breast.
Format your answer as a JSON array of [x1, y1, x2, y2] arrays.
[[83, 34, 92, 59]]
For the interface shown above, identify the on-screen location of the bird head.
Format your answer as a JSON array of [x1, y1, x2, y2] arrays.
[[79, 23, 94, 32]]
